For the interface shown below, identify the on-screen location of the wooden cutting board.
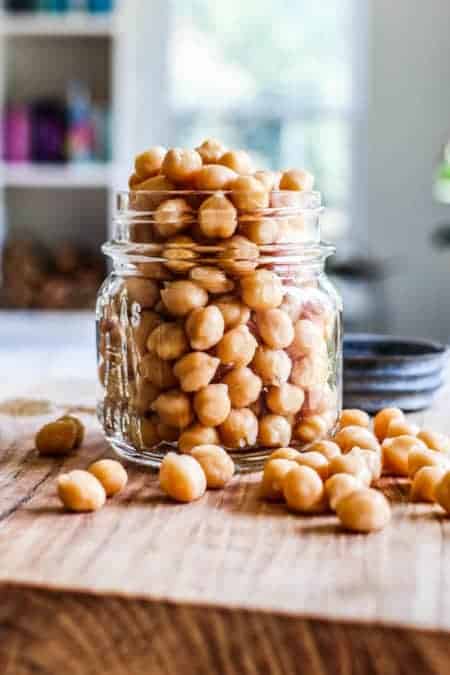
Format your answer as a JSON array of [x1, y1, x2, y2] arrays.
[[1, 375, 450, 674]]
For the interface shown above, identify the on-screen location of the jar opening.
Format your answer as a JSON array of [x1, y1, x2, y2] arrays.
[[117, 189, 322, 213], [109, 189, 325, 255]]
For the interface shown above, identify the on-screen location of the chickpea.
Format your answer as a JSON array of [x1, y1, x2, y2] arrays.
[[411, 466, 447, 503], [196, 138, 227, 164], [230, 175, 269, 211], [134, 174, 175, 193], [132, 310, 161, 355], [290, 354, 329, 389], [57, 415, 85, 448], [279, 169, 315, 192], [161, 148, 202, 184], [306, 440, 341, 460], [222, 366, 262, 408], [161, 280, 208, 317], [302, 385, 335, 417], [333, 426, 380, 454], [219, 408, 258, 448], [190, 444, 235, 488], [198, 193, 238, 239], [173, 352, 220, 392], [136, 260, 172, 280], [251, 346, 292, 386], [220, 235, 259, 276], [328, 454, 372, 485], [381, 435, 427, 477], [288, 319, 325, 359], [189, 266, 234, 294], [136, 416, 160, 447], [179, 424, 220, 454], [57, 470, 106, 512], [339, 409, 370, 430], [385, 419, 419, 438], [159, 452, 206, 503], [134, 146, 166, 179], [194, 383, 231, 427], [254, 170, 281, 191], [260, 458, 297, 501], [336, 489, 391, 533], [258, 414, 291, 448], [160, 241, 195, 276], [294, 415, 329, 444], [239, 215, 280, 245], [348, 447, 382, 481], [213, 295, 251, 330], [99, 316, 122, 352], [219, 149, 254, 175], [279, 293, 303, 323], [154, 199, 193, 240], [408, 446, 449, 478], [185, 305, 225, 351], [435, 471, 450, 515], [216, 325, 258, 367], [240, 269, 284, 310], [152, 390, 193, 429], [256, 308, 294, 350], [125, 277, 159, 309], [193, 165, 237, 190], [417, 429, 450, 454], [129, 172, 140, 189], [277, 214, 309, 243], [88, 459, 128, 497], [147, 322, 188, 361], [295, 451, 330, 480], [139, 353, 177, 389], [283, 465, 326, 513], [35, 418, 79, 456], [266, 383, 304, 416], [269, 447, 301, 461], [325, 473, 363, 511], [373, 407, 405, 442], [132, 379, 160, 415]]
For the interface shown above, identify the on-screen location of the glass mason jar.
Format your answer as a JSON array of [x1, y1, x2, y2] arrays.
[[96, 190, 343, 471]]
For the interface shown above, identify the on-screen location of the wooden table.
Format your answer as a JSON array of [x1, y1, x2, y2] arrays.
[[1, 313, 450, 674]]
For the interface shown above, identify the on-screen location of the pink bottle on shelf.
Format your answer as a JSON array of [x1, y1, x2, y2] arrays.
[[3, 104, 31, 162]]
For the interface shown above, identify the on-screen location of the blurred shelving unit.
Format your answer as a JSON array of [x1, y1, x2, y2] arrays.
[[0, 11, 119, 36], [0, 0, 139, 281], [0, 161, 114, 188]]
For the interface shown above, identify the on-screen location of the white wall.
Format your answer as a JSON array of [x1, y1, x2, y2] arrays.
[[368, 0, 450, 341]]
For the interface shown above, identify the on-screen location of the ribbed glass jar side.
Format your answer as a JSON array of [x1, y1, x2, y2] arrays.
[[96, 191, 342, 471]]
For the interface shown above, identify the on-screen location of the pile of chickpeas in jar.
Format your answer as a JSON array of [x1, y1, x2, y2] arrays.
[[96, 140, 342, 470]]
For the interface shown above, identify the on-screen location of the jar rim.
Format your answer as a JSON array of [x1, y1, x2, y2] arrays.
[[119, 189, 322, 197], [102, 239, 336, 265]]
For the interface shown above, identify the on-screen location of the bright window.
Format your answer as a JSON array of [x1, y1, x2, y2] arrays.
[[168, 0, 361, 240]]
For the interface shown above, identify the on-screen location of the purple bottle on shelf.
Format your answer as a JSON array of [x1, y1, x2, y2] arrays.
[[31, 100, 67, 163], [3, 104, 31, 163]]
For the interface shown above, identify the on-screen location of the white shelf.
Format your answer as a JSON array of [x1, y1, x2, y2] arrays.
[[0, 12, 118, 38], [1, 162, 114, 188]]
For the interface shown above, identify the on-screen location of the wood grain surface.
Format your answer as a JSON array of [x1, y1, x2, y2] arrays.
[[1, 343, 450, 673], [2, 586, 450, 675]]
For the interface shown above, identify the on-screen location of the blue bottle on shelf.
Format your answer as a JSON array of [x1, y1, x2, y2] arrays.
[[88, 0, 113, 13], [37, 0, 70, 11]]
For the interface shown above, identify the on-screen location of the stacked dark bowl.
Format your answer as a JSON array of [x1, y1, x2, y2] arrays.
[[343, 334, 448, 413]]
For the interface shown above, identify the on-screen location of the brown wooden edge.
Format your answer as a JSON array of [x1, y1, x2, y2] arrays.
[[0, 584, 449, 675]]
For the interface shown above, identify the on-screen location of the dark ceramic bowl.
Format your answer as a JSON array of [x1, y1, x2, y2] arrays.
[[343, 334, 448, 413]]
